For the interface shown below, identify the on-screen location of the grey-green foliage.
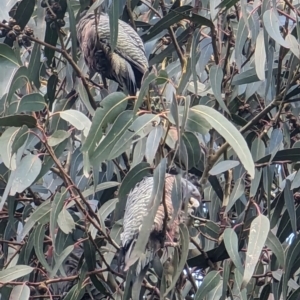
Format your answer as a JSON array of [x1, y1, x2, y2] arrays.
[[0, 0, 299, 299]]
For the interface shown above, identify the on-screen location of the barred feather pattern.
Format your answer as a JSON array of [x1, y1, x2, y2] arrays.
[[76, 12, 149, 95], [120, 175, 201, 274]]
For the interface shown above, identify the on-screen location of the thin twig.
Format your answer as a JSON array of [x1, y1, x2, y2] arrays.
[[190, 237, 217, 270], [40, 129, 119, 250], [140, 0, 162, 18], [185, 263, 198, 292], [31, 35, 97, 110], [159, 0, 186, 72]]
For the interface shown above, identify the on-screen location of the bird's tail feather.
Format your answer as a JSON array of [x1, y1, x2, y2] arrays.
[[120, 239, 157, 276]]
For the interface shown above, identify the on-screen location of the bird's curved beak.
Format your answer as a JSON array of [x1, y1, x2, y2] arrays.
[[189, 197, 200, 209]]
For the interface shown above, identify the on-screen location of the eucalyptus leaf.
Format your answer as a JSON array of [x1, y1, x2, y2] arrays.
[[242, 214, 270, 288], [223, 228, 244, 274], [0, 265, 33, 282], [194, 271, 222, 300], [190, 105, 255, 178], [59, 110, 91, 137], [209, 65, 230, 114], [263, 9, 290, 49]]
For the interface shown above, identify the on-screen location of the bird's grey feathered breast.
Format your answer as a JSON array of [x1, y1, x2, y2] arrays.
[[120, 174, 201, 274], [76, 12, 149, 95]]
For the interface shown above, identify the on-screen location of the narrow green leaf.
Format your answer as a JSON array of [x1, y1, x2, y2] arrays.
[[175, 107, 211, 135], [50, 188, 68, 250], [142, 6, 213, 42], [225, 178, 245, 213], [165, 224, 189, 295], [182, 131, 201, 169], [266, 230, 285, 269], [221, 260, 231, 300], [156, 69, 168, 85], [47, 74, 58, 111], [268, 128, 283, 162], [233, 269, 247, 300], [259, 284, 271, 300], [57, 207, 76, 234], [11, 125, 28, 158], [99, 198, 118, 221], [81, 92, 127, 154], [190, 105, 255, 178], [207, 280, 223, 300], [194, 271, 221, 300], [0, 115, 37, 128], [10, 285, 30, 300], [291, 169, 300, 190], [223, 228, 244, 274], [256, 148, 300, 164], [82, 181, 120, 198], [90, 198, 119, 238], [59, 110, 91, 137], [263, 9, 290, 49], [209, 65, 230, 114], [283, 235, 300, 299], [288, 287, 300, 300], [235, 17, 248, 70], [0, 43, 21, 66], [13, 93, 46, 114], [90, 111, 134, 164], [242, 214, 270, 288], [10, 0, 35, 29], [209, 160, 240, 176], [286, 33, 300, 58], [284, 180, 297, 234], [21, 200, 51, 239], [62, 284, 86, 300], [251, 137, 265, 162], [109, 114, 160, 159], [0, 265, 33, 282], [134, 73, 157, 115], [216, 0, 239, 9], [48, 130, 71, 147], [191, 30, 201, 95], [277, 205, 300, 243], [28, 43, 41, 89], [10, 154, 42, 194], [103, 223, 122, 280], [33, 224, 52, 273], [255, 30, 266, 80], [5, 66, 29, 106], [44, 0, 67, 64], [145, 125, 163, 164], [50, 245, 74, 278]]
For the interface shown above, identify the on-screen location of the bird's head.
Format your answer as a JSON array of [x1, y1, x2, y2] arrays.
[[180, 178, 201, 209]]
